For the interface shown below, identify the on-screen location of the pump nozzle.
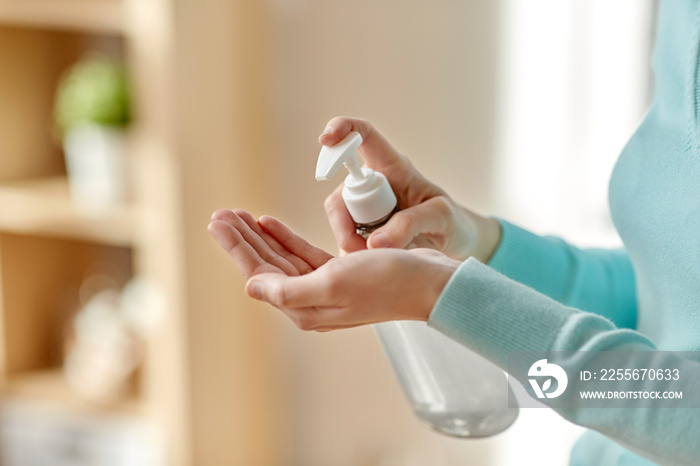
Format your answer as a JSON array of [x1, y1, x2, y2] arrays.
[[315, 131, 364, 181]]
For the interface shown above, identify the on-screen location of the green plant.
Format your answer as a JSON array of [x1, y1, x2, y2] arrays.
[[54, 55, 131, 136]]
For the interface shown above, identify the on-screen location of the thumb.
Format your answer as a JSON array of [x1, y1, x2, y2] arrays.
[[367, 197, 448, 250], [246, 272, 326, 308]]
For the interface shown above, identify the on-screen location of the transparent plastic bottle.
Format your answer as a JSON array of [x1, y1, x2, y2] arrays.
[[316, 132, 518, 437], [374, 321, 517, 437]]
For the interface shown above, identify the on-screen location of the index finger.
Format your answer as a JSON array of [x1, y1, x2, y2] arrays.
[[318, 117, 404, 171]]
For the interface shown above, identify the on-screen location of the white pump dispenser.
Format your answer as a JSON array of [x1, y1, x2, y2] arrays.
[[316, 132, 518, 438], [316, 131, 398, 228]]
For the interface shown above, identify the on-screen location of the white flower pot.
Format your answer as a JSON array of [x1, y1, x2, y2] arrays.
[[63, 124, 128, 212]]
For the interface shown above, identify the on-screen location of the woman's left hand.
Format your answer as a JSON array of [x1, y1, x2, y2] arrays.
[[208, 209, 460, 331]]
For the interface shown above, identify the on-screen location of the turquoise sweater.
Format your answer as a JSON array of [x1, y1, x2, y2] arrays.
[[427, 1, 700, 464]]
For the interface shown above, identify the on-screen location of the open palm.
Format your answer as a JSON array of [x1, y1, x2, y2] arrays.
[[208, 209, 334, 280], [209, 209, 458, 330]]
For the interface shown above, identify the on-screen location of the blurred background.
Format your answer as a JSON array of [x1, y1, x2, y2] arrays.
[[0, 0, 655, 465]]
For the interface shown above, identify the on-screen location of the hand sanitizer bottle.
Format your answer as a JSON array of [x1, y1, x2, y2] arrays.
[[316, 132, 518, 437]]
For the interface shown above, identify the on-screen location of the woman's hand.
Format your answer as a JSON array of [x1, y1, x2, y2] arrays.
[[208, 208, 334, 278], [208, 209, 460, 331], [319, 116, 501, 262]]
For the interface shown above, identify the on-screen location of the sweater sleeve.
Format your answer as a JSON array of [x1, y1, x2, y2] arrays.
[[487, 219, 638, 329], [427, 258, 700, 466]]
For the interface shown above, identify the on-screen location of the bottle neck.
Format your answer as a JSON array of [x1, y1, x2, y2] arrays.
[[354, 203, 400, 238]]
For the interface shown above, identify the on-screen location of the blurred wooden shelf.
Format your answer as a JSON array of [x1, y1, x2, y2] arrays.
[[0, 177, 136, 247], [1, 369, 144, 416], [0, 1, 278, 462], [0, 0, 124, 34]]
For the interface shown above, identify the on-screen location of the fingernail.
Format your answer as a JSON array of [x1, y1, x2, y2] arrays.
[[248, 280, 264, 300], [370, 231, 391, 248], [320, 126, 333, 137]]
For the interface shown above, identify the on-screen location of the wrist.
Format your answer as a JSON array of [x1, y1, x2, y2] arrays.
[[419, 255, 460, 322], [450, 205, 502, 263], [472, 215, 502, 263]]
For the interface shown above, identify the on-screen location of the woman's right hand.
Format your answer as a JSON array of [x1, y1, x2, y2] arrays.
[[320, 116, 502, 262]]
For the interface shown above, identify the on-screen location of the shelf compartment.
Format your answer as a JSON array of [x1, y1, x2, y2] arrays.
[[0, 233, 133, 376], [0, 0, 124, 34], [0, 28, 125, 182], [0, 177, 136, 247]]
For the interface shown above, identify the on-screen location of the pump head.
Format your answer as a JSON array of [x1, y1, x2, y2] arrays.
[[315, 131, 398, 225]]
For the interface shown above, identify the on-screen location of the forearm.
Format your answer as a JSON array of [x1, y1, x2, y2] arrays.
[[486, 219, 637, 329], [428, 259, 699, 466]]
